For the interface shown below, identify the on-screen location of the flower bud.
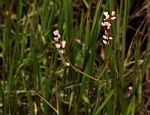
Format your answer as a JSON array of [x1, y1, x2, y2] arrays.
[[111, 16, 116, 20], [109, 37, 113, 40], [102, 35, 107, 39], [62, 40, 66, 48], [111, 11, 115, 16], [53, 30, 59, 36], [103, 40, 108, 45], [54, 37, 59, 42], [55, 43, 61, 49], [59, 49, 65, 54], [65, 62, 70, 67]]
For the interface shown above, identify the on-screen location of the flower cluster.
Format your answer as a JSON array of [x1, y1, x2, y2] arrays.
[[53, 30, 66, 54], [101, 11, 116, 45]]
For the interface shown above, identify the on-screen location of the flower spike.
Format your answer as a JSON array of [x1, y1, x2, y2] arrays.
[[53, 30, 66, 54], [101, 11, 116, 45]]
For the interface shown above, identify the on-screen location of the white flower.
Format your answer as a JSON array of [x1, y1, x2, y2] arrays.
[[111, 16, 116, 20], [107, 23, 111, 29], [102, 35, 107, 39], [103, 11, 108, 15], [103, 12, 110, 20], [103, 11, 110, 20], [101, 22, 105, 26], [103, 40, 108, 45], [111, 11, 115, 16], [55, 43, 61, 49], [53, 30, 59, 36], [54, 37, 59, 42], [59, 49, 65, 54], [128, 86, 132, 91], [101, 11, 116, 45], [103, 12, 109, 17], [109, 37, 113, 40], [61, 40, 66, 48], [101, 21, 110, 27], [65, 62, 70, 67]]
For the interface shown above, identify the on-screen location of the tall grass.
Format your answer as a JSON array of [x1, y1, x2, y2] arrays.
[[0, 0, 150, 114]]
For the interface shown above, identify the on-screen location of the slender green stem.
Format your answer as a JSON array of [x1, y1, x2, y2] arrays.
[[69, 63, 104, 83]]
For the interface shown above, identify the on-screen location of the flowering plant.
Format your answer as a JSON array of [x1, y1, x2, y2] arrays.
[[53, 30, 66, 54], [101, 11, 116, 45]]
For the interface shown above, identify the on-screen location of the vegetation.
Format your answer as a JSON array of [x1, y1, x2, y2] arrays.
[[0, 0, 150, 114]]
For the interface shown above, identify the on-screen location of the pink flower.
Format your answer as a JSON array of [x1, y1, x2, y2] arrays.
[[103, 12, 109, 17], [53, 29, 67, 53], [103, 11, 110, 20], [101, 21, 111, 27], [110, 16, 116, 20], [53, 30, 59, 36], [54, 37, 59, 42], [104, 30, 108, 35], [111, 11, 115, 16], [101, 11, 116, 45], [107, 23, 111, 29]]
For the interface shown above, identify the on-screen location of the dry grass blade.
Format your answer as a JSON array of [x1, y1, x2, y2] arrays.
[[34, 90, 58, 114]]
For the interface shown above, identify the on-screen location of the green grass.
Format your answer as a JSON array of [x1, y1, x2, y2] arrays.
[[0, 0, 150, 114]]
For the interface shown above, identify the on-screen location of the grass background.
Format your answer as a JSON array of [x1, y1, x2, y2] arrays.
[[0, 0, 150, 114]]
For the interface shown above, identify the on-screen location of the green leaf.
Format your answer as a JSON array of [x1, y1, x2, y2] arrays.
[[94, 89, 114, 115]]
